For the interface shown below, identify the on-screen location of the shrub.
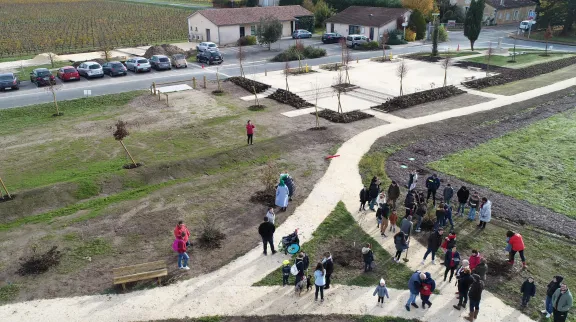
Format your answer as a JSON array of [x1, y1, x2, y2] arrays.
[[303, 46, 327, 58], [386, 29, 408, 45], [408, 9, 427, 40], [405, 29, 416, 42], [198, 215, 226, 249], [361, 41, 380, 50], [272, 45, 326, 62], [237, 35, 257, 46], [438, 25, 449, 42]]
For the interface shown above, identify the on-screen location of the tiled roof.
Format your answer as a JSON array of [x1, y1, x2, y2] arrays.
[[325, 6, 410, 27], [192, 5, 312, 26], [486, 0, 536, 10]]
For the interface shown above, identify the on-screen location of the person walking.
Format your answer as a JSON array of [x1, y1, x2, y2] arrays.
[[420, 272, 436, 309], [435, 202, 446, 229], [368, 177, 381, 211], [265, 207, 275, 225], [393, 231, 408, 263], [507, 230, 527, 268], [175, 231, 190, 270], [359, 186, 369, 211], [362, 243, 374, 272], [453, 267, 473, 310], [467, 192, 480, 221], [422, 227, 444, 265], [322, 252, 334, 289], [443, 183, 454, 205], [275, 179, 289, 211], [472, 258, 488, 282], [443, 246, 461, 282], [414, 201, 426, 233], [380, 202, 390, 237], [551, 283, 573, 322], [400, 214, 413, 238], [387, 181, 400, 210], [543, 276, 564, 318], [405, 271, 426, 311], [426, 174, 441, 206], [313, 262, 326, 302], [373, 278, 390, 308], [408, 169, 418, 191], [456, 186, 470, 217], [477, 197, 491, 229], [294, 253, 305, 286], [246, 120, 255, 145], [466, 274, 485, 321], [468, 250, 481, 271], [444, 203, 454, 229], [258, 217, 276, 255], [174, 220, 191, 247], [521, 277, 536, 308]]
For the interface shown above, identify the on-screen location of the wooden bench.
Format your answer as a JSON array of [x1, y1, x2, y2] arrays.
[[113, 260, 168, 290], [467, 66, 482, 72]]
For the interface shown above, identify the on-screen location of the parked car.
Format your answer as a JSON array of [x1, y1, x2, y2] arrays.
[[519, 20, 535, 31], [292, 29, 312, 39], [0, 73, 20, 90], [77, 62, 104, 79], [196, 50, 223, 65], [30, 68, 56, 86], [171, 54, 188, 68], [125, 57, 151, 73], [57, 66, 80, 81], [322, 32, 344, 44], [196, 42, 218, 52], [102, 61, 127, 76], [346, 34, 369, 48], [149, 55, 172, 70]]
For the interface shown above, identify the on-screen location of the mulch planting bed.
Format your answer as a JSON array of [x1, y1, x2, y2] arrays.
[[225, 77, 271, 94], [463, 56, 576, 89], [18, 246, 62, 276], [313, 110, 374, 123], [452, 60, 511, 72], [267, 89, 313, 109], [372, 86, 466, 113], [377, 88, 576, 238]]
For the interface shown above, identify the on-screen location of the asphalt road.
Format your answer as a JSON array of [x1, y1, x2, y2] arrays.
[[1, 27, 573, 110]]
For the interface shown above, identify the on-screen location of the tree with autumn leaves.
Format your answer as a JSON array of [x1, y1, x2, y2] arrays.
[[402, 0, 434, 16]]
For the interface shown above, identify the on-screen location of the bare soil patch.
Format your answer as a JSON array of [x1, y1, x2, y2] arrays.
[[314, 110, 375, 123], [372, 86, 466, 113], [389, 93, 492, 118]]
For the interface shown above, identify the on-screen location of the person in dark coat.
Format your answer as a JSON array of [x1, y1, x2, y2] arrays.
[[472, 258, 488, 282], [387, 181, 401, 209], [421, 227, 444, 265], [294, 253, 305, 286], [443, 183, 454, 205], [393, 231, 408, 263], [435, 202, 446, 229], [454, 267, 473, 310], [362, 243, 374, 272], [467, 274, 485, 321], [420, 272, 436, 309], [444, 246, 461, 282], [542, 275, 564, 318], [258, 217, 276, 255], [359, 186, 369, 211], [425, 174, 441, 205], [300, 251, 310, 273], [456, 186, 470, 216], [322, 252, 334, 289], [368, 177, 381, 211], [404, 191, 416, 217], [521, 277, 536, 307]]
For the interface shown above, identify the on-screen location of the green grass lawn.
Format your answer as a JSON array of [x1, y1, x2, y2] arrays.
[[429, 108, 576, 219], [0, 54, 35, 63], [13, 61, 73, 79], [254, 202, 413, 289], [528, 31, 576, 44], [464, 53, 575, 68], [482, 64, 576, 95]]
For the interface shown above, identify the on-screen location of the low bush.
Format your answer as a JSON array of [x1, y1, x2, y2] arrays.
[[372, 86, 466, 112], [237, 35, 257, 46], [198, 215, 225, 249], [463, 56, 576, 89], [313, 109, 374, 123], [405, 29, 416, 42], [386, 29, 407, 45], [360, 41, 380, 50], [268, 89, 313, 109], [272, 45, 327, 62], [302, 46, 327, 58], [225, 76, 270, 93]]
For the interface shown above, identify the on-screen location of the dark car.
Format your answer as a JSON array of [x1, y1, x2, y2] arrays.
[[30, 68, 56, 87], [322, 32, 343, 44], [196, 50, 223, 65], [57, 66, 80, 82], [149, 55, 171, 70], [0, 73, 20, 90], [102, 61, 127, 76]]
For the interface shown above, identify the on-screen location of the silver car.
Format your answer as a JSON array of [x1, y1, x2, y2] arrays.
[[77, 62, 104, 79], [346, 34, 369, 48], [126, 57, 151, 73], [196, 42, 218, 52]]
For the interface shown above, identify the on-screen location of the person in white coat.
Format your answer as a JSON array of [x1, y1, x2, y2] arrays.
[[478, 198, 491, 229], [275, 179, 289, 211], [266, 207, 275, 224]]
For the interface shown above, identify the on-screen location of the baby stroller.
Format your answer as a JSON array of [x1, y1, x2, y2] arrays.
[[278, 229, 300, 255]]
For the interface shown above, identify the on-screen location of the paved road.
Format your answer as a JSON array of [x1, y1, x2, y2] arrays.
[[1, 27, 573, 109]]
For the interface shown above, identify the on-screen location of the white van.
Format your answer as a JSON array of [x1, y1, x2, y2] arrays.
[[346, 34, 369, 48], [519, 20, 533, 30]]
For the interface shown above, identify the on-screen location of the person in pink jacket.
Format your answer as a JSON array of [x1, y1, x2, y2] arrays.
[[246, 120, 255, 145], [468, 249, 481, 271]]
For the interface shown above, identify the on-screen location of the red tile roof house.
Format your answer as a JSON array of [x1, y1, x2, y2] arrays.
[[187, 5, 313, 45], [325, 6, 412, 41]]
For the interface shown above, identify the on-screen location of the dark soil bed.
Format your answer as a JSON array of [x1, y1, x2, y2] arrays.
[[18, 246, 62, 276], [332, 83, 357, 92], [0, 195, 15, 203], [405, 54, 511, 73], [212, 90, 225, 96], [249, 190, 275, 206], [307, 126, 328, 131], [248, 105, 267, 111], [225, 77, 271, 94], [463, 56, 576, 89], [267, 89, 313, 109], [149, 314, 421, 322], [378, 87, 576, 237], [314, 109, 374, 123], [372, 86, 466, 113], [123, 162, 143, 169]]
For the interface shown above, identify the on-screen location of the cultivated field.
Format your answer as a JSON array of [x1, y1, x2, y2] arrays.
[[0, 0, 190, 59]]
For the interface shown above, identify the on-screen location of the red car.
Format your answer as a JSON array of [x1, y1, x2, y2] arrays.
[[57, 66, 80, 81]]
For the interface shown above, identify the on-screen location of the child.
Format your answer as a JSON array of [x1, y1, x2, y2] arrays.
[[373, 278, 390, 308], [380, 202, 390, 237], [520, 277, 536, 308], [441, 231, 457, 253], [420, 272, 436, 309], [359, 186, 369, 211], [282, 260, 291, 286], [389, 210, 398, 233], [376, 206, 383, 228]]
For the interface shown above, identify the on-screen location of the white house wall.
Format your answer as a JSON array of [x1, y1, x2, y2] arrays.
[[188, 13, 219, 43], [326, 10, 411, 40]]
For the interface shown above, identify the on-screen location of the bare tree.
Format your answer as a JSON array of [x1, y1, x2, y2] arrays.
[[332, 69, 345, 114], [237, 43, 246, 77], [396, 60, 409, 96], [283, 61, 290, 99], [340, 38, 352, 84], [113, 120, 138, 167], [381, 31, 390, 60], [441, 55, 452, 87], [45, 80, 63, 116], [486, 42, 493, 77], [216, 66, 222, 92], [313, 80, 321, 128]]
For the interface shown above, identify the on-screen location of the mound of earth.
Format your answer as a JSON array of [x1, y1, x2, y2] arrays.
[[144, 44, 194, 59]]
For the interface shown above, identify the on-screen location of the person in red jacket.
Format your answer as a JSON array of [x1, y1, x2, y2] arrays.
[[174, 221, 191, 246], [506, 230, 527, 268], [468, 249, 481, 271], [176, 232, 190, 270], [246, 120, 255, 145]]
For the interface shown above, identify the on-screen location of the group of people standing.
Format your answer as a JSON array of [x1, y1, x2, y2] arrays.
[[282, 251, 334, 302]]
